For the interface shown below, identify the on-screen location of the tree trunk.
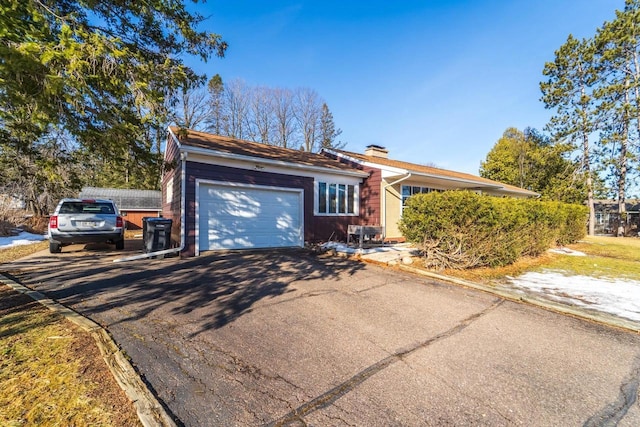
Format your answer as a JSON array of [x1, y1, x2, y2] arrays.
[[616, 77, 631, 236], [583, 132, 596, 236], [580, 79, 596, 236]]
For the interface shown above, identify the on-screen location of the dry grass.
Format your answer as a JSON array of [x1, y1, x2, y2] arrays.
[[440, 236, 640, 283], [441, 252, 556, 284], [0, 244, 140, 426], [125, 229, 143, 239], [0, 241, 48, 264]]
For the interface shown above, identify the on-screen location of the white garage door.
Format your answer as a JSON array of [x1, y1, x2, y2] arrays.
[[198, 181, 303, 252]]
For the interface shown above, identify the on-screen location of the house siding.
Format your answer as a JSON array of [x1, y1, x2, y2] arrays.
[[312, 216, 358, 243], [359, 165, 381, 226], [181, 161, 358, 255], [324, 152, 381, 228], [161, 135, 182, 249]]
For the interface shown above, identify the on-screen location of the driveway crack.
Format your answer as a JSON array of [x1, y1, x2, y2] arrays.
[[265, 298, 504, 426], [352, 279, 404, 294], [583, 353, 640, 427]]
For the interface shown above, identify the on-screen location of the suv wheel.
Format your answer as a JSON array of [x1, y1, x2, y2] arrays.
[[49, 242, 61, 253], [115, 239, 125, 250]]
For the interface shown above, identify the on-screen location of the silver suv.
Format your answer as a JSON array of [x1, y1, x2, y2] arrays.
[[48, 198, 125, 253]]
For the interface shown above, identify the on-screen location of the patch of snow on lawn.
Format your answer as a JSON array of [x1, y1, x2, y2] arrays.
[[548, 247, 586, 256], [0, 231, 47, 250], [507, 271, 640, 322]]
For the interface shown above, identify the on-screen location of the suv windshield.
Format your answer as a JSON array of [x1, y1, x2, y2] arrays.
[[59, 201, 115, 215]]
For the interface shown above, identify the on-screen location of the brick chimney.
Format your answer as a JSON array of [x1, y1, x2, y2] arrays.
[[364, 144, 388, 158]]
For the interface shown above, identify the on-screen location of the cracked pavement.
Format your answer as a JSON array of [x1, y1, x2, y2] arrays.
[[3, 247, 640, 426]]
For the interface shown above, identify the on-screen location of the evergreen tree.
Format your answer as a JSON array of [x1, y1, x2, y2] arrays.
[[207, 74, 226, 135], [541, 35, 598, 234], [319, 103, 344, 150], [0, 0, 226, 211], [593, 0, 640, 232]]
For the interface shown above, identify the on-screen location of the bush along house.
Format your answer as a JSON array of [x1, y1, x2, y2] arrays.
[[162, 127, 537, 257]]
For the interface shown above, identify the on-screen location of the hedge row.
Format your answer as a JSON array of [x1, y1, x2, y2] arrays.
[[398, 191, 588, 269]]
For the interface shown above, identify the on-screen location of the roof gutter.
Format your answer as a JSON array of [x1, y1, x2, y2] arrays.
[[113, 151, 187, 263], [382, 173, 412, 233], [388, 170, 504, 190], [326, 149, 535, 195]]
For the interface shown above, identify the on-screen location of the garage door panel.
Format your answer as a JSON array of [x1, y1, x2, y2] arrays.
[[198, 183, 303, 251]]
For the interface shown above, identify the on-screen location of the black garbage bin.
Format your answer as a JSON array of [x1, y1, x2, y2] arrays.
[[142, 217, 172, 253]]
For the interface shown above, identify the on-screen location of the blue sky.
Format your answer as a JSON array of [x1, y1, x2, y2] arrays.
[[186, 0, 620, 174]]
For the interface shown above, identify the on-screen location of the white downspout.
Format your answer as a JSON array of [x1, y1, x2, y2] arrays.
[[113, 152, 187, 262], [381, 173, 412, 234]]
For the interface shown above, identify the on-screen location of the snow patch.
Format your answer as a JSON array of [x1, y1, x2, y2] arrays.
[[0, 231, 47, 250], [506, 271, 640, 322], [548, 247, 586, 256], [321, 241, 416, 256]]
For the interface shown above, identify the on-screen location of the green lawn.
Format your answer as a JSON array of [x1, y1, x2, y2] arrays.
[[545, 236, 640, 280]]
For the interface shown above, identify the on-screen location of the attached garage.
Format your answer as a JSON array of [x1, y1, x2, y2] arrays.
[[197, 180, 303, 253], [162, 127, 369, 257]]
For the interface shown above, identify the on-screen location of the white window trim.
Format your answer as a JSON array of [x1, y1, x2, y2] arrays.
[[314, 180, 359, 216]]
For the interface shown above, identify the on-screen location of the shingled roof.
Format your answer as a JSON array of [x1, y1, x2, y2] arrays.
[[331, 148, 538, 196], [169, 127, 366, 175], [79, 187, 161, 210]]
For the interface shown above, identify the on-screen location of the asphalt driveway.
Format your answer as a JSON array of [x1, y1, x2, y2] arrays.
[[4, 246, 640, 426]]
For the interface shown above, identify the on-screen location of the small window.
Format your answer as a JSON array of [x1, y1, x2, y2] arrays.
[[318, 182, 327, 213], [338, 185, 346, 214], [317, 181, 357, 216], [329, 184, 337, 213], [347, 186, 355, 214]]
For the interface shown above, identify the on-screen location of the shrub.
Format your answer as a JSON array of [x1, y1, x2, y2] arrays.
[[0, 220, 15, 237], [399, 191, 588, 270]]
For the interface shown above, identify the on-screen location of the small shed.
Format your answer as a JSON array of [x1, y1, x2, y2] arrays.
[[79, 187, 162, 229]]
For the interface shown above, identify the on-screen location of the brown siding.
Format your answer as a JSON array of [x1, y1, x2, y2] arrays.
[[180, 161, 369, 255], [312, 216, 359, 242], [359, 165, 381, 226], [323, 152, 382, 229]]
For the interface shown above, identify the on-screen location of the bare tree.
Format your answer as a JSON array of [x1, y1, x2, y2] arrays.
[[294, 88, 322, 152], [272, 88, 297, 149], [223, 79, 251, 139], [175, 82, 210, 130], [247, 86, 275, 144], [197, 78, 342, 151]]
